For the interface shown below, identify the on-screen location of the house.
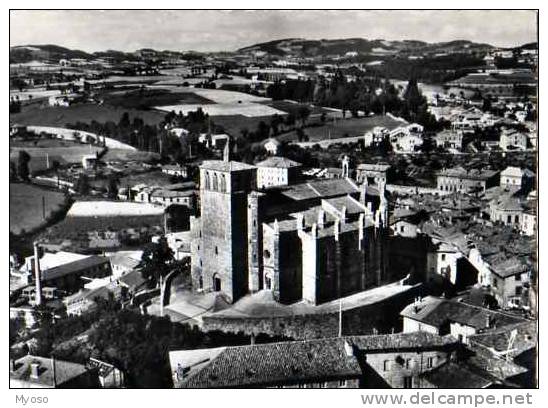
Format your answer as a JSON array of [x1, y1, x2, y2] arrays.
[[48, 93, 83, 107], [161, 164, 188, 178], [500, 167, 535, 190], [434, 130, 463, 151], [468, 321, 537, 387], [87, 358, 125, 388], [63, 281, 123, 316], [363, 126, 389, 147], [255, 156, 302, 189], [436, 166, 499, 194], [108, 252, 142, 277], [389, 124, 424, 153], [263, 138, 281, 155], [400, 296, 526, 345], [169, 331, 459, 388], [16, 250, 112, 295], [153, 231, 192, 261], [10, 355, 100, 388], [500, 129, 528, 151], [355, 163, 390, 185], [426, 242, 462, 284]]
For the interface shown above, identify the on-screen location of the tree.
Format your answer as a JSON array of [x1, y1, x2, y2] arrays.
[[140, 236, 174, 288], [17, 150, 31, 181], [75, 174, 91, 195], [107, 175, 119, 199], [297, 106, 311, 127]]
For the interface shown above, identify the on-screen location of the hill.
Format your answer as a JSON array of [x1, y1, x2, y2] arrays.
[[10, 44, 93, 63], [238, 38, 495, 57]]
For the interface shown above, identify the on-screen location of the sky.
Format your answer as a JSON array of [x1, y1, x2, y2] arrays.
[[10, 10, 538, 53]]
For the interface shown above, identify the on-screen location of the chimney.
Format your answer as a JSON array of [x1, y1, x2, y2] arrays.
[[30, 361, 40, 379], [296, 213, 305, 231], [340, 206, 347, 224], [51, 356, 57, 388], [334, 219, 340, 242], [33, 242, 43, 306], [223, 137, 231, 162], [343, 340, 354, 357], [317, 209, 326, 228]]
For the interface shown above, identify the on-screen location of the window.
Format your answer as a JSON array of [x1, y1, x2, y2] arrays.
[[338, 380, 347, 388], [441, 254, 446, 261], [263, 249, 271, 259], [403, 376, 413, 389], [426, 357, 434, 369], [383, 360, 390, 371], [515, 274, 522, 281], [215, 246, 218, 255], [405, 359, 412, 369], [516, 286, 523, 296]]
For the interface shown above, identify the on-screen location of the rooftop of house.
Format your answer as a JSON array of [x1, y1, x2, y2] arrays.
[[420, 361, 496, 388], [118, 268, 147, 291], [437, 166, 499, 180], [468, 321, 537, 357], [170, 332, 457, 388], [255, 156, 302, 169], [161, 164, 187, 171], [10, 355, 93, 388], [356, 163, 391, 172], [278, 178, 361, 202], [400, 296, 526, 331], [41, 255, 110, 282], [501, 166, 535, 178], [21, 251, 89, 274], [200, 160, 256, 173], [263, 138, 281, 146], [108, 253, 140, 271]]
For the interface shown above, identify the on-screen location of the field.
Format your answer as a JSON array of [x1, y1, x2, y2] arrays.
[[67, 201, 165, 217], [101, 148, 161, 163], [152, 88, 285, 118], [277, 114, 408, 143], [9, 103, 166, 127], [91, 170, 172, 190], [10, 183, 67, 234], [10, 145, 104, 173], [101, 88, 214, 110], [38, 214, 164, 252]]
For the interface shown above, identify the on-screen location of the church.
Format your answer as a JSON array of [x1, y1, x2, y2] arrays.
[[190, 144, 390, 305]]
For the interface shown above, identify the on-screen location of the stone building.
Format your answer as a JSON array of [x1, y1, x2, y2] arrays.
[[255, 156, 302, 189], [436, 166, 499, 194], [169, 332, 459, 388], [191, 151, 391, 305], [190, 158, 257, 303]]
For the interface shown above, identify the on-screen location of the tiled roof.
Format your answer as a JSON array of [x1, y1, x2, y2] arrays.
[[171, 332, 457, 388], [421, 361, 494, 388], [469, 321, 537, 356], [10, 355, 93, 388], [400, 296, 525, 330], [200, 160, 256, 172], [41, 255, 110, 282], [256, 156, 301, 168], [279, 179, 360, 202]]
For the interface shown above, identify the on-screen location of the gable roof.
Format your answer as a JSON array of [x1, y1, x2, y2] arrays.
[[41, 255, 110, 282], [255, 156, 301, 168], [171, 332, 457, 388], [10, 355, 93, 387], [400, 296, 526, 330]]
